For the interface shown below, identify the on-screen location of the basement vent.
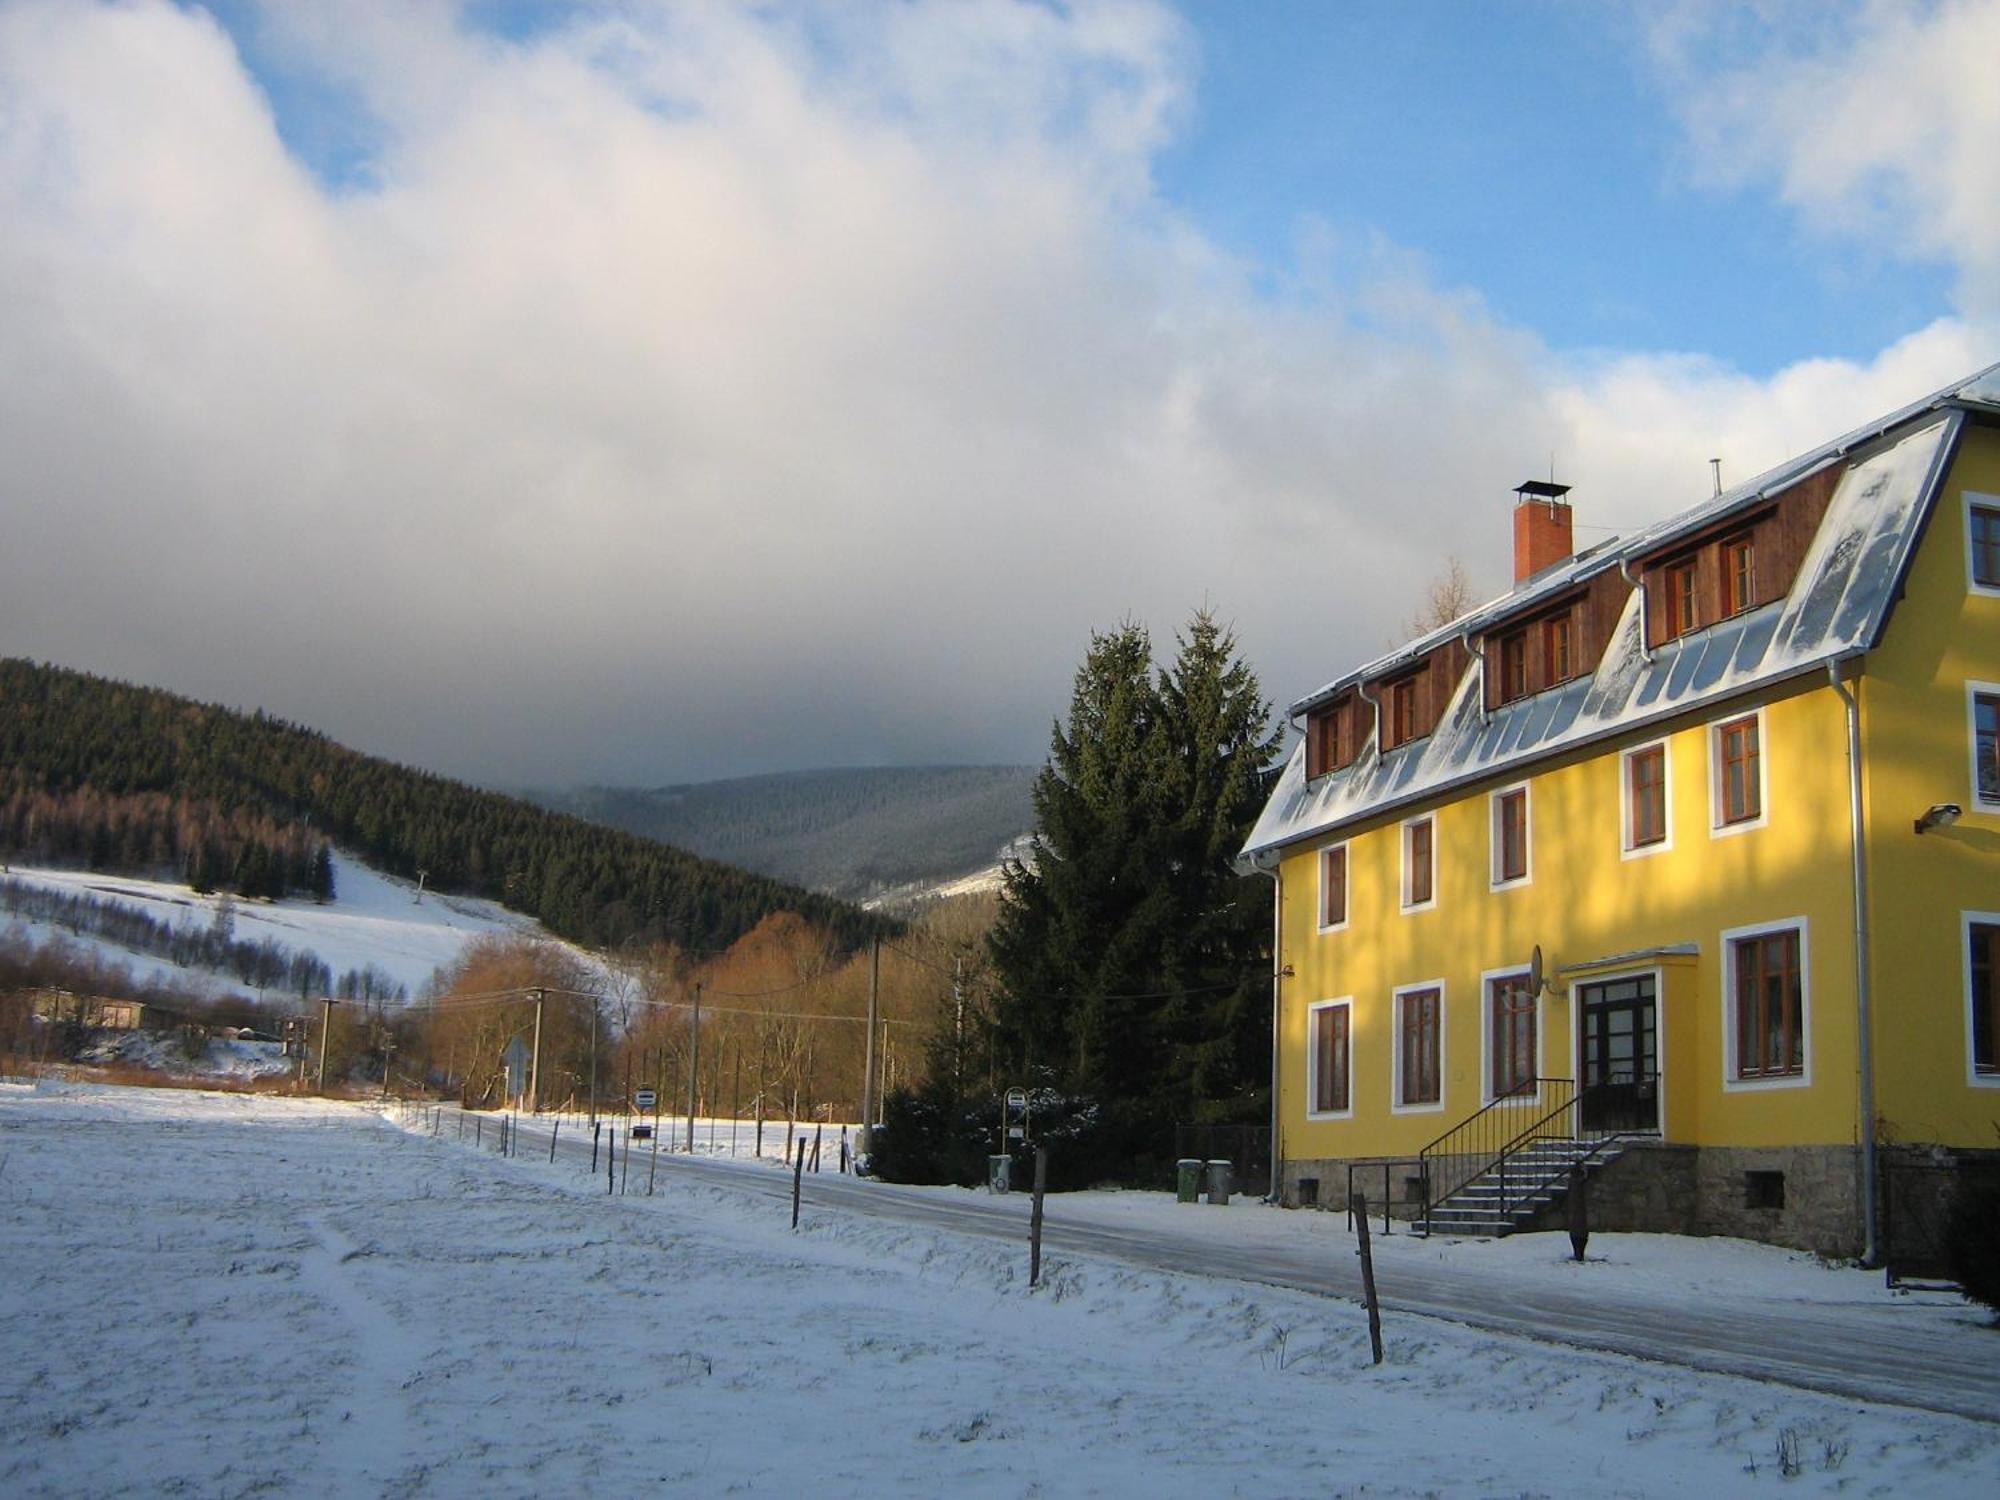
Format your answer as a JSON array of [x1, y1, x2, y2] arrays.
[[1744, 1170, 1786, 1210], [1296, 1177, 1319, 1208]]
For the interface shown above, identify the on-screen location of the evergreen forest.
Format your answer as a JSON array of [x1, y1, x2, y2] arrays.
[[0, 659, 894, 955]]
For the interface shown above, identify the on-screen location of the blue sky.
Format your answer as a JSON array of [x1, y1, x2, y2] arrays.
[[1, 1, 1994, 785], [1160, 2, 1954, 374]]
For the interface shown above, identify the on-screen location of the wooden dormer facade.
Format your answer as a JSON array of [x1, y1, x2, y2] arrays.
[[1636, 464, 1843, 651], [1481, 570, 1632, 713]]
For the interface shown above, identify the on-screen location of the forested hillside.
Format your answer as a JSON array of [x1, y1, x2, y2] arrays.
[[532, 765, 1035, 899], [0, 659, 893, 954]]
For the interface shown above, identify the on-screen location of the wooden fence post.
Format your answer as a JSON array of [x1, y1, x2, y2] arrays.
[[791, 1141, 806, 1230], [1350, 1192, 1384, 1365], [1030, 1147, 1048, 1288]]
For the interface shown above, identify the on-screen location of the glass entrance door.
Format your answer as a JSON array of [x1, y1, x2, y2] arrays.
[[1577, 974, 1658, 1133]]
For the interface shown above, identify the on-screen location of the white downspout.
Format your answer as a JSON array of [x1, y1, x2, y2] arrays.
[[1827, 658, 1880, 1265], [1620, 558, 1654, 663], [1357, 680, 1382, 748], [1255, 855, 1284, 1202], [1460, 629, 1489, 724]]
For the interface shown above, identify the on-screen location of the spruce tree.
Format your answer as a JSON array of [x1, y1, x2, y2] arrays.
[[988, 612, 1279, 1161]]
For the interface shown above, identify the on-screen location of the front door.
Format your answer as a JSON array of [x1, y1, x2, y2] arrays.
[[1577, 975, 1658, 1132]]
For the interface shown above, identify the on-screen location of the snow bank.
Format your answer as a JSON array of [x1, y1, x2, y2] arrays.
[[2, 1083, 1995, 1497]]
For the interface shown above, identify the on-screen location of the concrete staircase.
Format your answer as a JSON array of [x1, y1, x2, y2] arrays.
[[1423, 1137, 1626, 1237]]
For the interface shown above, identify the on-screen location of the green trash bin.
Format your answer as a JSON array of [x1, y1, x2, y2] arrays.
[[1176, 1158, 1204, 1204]]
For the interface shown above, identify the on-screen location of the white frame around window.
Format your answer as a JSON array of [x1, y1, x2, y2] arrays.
[[1391, 979, 1447, 1114], [1708, 706, 1770, 837], [1619, 738, 1674, 859], [1479, 965, 1541, 1105], [1721, 916, 1811, 1092], [1970, 681, 2000, 813], [1316, 840, 1350, 933], [1488, 781, 1532, 890], [1306, 997, 1355, 1119], [1400, 815, 1437, 913], [1966, 911, 2000, 1088], [1967, 491, 2000, 598]]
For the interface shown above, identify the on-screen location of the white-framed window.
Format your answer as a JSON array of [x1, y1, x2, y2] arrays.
[[1709, 706, 1768, 836], [1307, 998, 1353, 1117], [1971, 681, 2000, 812], [1401, 815, 1436, 912], [1967, 492, 2000, 597], [1967, 911, 2000, 1087], [1481, 966, 1540, 1103], [1317, 841, 1349, 932], [1620, 738, 1673, 857], [1489, 782, 1531, 889], [1392, 980, 1446, 1112], [1722, 917, 1810, 1090]]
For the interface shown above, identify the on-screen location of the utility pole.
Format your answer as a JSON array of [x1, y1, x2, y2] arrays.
[[316, 998, 334, 1093], [527, 987, 545, 1114], [952, 955, 965, 1095], [686, 981, 703, 1152], [588, 997, 599, 1129], [861, 937, 881, 1147]]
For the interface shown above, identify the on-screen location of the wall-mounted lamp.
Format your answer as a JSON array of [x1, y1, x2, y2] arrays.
[[1915, 803, 1963, 835]]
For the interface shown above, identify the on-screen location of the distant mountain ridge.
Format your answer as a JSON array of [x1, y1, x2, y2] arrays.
[[529, 765, 1036, 901], [0, 658, 893, 955]]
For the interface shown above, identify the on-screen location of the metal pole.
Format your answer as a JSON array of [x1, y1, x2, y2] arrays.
[[588, 998, 599, 1129], [528, 988, 545, 1114], [686, 981, 702, 1153], [316, 997, 334, 1093], [862, 937, 881, 1137]]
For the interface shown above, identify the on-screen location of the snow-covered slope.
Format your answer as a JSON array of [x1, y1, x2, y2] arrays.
[[0, 852, 599, 999]]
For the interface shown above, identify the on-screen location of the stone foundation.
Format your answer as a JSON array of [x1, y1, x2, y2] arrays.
[[1283, 1141, 1870, 1257]]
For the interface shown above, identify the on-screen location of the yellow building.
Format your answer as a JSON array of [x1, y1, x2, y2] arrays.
[[1239, 365, 2000, 1259]]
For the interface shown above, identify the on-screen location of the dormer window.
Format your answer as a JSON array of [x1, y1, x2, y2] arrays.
[[1665, 559, 1699, 638], [1543, 611, 1574, 683], [1388, 677, 1417, 748], [1723, 534, 1757, 616], [1498, 631, 1528, 704]]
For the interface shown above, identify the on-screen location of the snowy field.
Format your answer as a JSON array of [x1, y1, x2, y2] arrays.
[[4, 1084, 1998, 1498], [0, 853, 604, 998]]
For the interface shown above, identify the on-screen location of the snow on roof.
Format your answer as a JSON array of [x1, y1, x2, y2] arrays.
[[1241, 409, 1964, 863], [1287, 359, 2000, 718]]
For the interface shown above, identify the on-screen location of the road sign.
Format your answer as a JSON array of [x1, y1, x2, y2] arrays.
[[635, 1088, 658, 1110]]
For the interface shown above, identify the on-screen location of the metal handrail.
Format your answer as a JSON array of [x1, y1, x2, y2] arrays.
[[1417, 1076, 1573, 1232]]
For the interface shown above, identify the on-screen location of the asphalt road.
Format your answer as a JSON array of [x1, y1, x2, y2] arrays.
[[423, 1107, 2000, 1424]]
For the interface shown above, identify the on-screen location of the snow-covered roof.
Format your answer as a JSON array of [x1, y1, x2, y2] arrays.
[[1240, 372, 1987, 864], [1286, 360, 2000, 718]]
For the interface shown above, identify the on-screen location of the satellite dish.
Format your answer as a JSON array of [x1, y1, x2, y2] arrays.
[[1528, 944, 1544, 997]]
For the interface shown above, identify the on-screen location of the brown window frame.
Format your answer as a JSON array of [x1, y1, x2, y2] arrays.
[[1498, 630, 1528, 704], [1976, 691, 2000, 808], [1722, 533, 1757, 616], [1972, 502, 2000, 590], [1626, 743, 1667, 849], [1732, 927, 1804, 1080], [1488, 973, 1537, 1099], [1397, 987, 1442, 1107], [1403, 817, 1434, 908], [1543, 611, 1574, 684], [1318, 843, 1348, 930], [1388, 676, 1417, 748], [1664, 559, 1699, 638], [1972, 920, 1999, 1077], [1311, 1002, 1352, 1114], [1307, 700, 1352, 779], [1716, 713, 1762, 826], [1493, 787, 1528, 884]]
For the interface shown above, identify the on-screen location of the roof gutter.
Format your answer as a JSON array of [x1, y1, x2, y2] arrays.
[[1826, 656, 1879, 1266]]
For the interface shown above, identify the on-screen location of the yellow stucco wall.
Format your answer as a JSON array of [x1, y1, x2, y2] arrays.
[[1278, 421, 2000, 1167], [1858, 421, 2000, 1145]]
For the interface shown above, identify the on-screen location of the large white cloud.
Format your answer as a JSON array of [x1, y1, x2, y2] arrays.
[[0, 0, 1989, 788]]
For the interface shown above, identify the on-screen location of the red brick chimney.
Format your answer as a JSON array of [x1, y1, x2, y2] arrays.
[[1512, 480, 1573, 583]]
